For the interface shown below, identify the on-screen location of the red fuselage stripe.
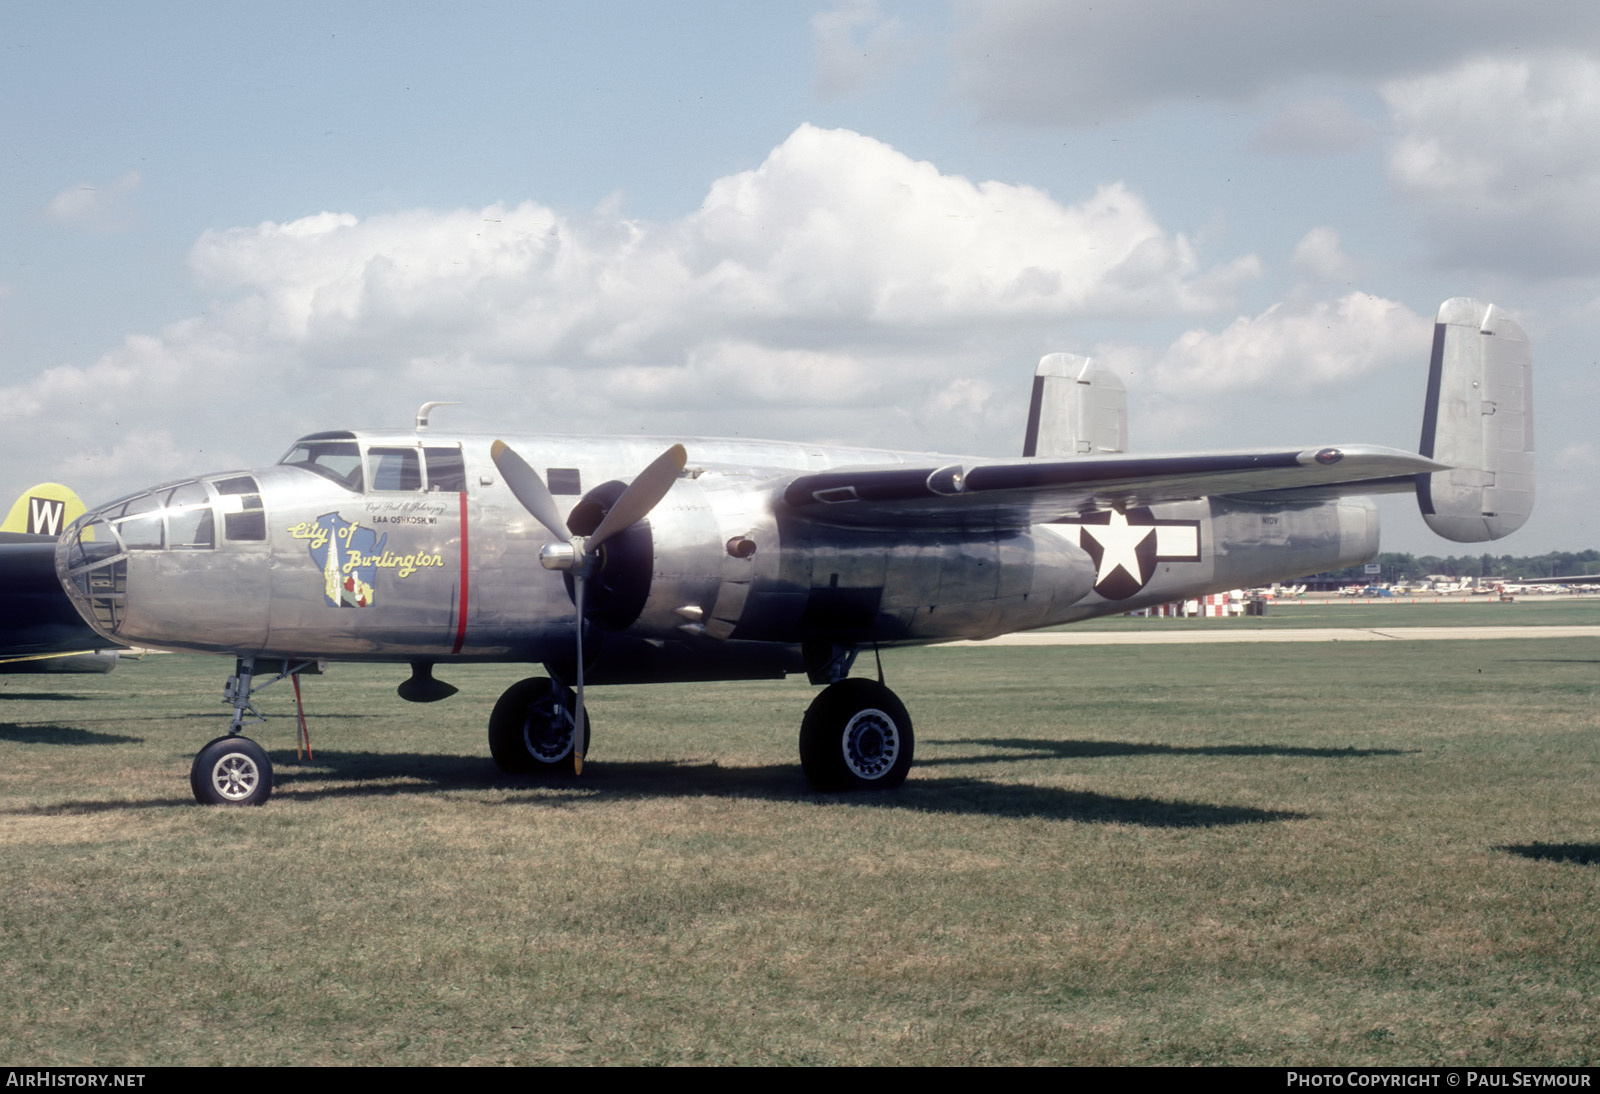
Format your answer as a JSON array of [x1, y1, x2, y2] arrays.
[[452, 491, 469, 654]]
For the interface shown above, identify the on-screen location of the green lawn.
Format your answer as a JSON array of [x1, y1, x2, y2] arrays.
[[0, 625, 1596, 1065]]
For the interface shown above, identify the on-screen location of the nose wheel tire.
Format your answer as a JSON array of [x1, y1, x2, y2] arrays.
[[800, 678, 914, 792], [489, 677, 589, 775], [191, 736, 273, 806]]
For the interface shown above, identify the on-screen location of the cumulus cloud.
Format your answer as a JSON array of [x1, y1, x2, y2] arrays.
[[44, 170, 141, 232], [952, 0, 1600, 125], [188, 125, 1251, 359], [1290, 227, 1358, 283], [1142, 293, 1428, 393], [0, 125, 1270, 497], [1383, 51, 1600, 275]]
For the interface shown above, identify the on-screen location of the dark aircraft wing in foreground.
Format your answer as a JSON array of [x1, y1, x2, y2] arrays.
[[0, 485, 123, 673]]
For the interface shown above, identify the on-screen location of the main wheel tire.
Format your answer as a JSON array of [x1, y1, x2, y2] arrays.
[[799, 678, 914, 792], [190, 736, 273, 806], [488, 677, 589, 775]]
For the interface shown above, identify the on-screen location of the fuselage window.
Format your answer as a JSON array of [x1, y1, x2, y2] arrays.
[[369, 448, 422, 492], [281, 441, 364, 491], [548, 468, 582, 495], [424, 447, 466, 493], [214, 476, 266, 542]]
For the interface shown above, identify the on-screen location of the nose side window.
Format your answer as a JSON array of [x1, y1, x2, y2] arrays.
[[117, 515, 163, 550], [169, 507, 216, 549], [164, 481, 215, 550], [112, 493, 162, 550], [214, 476, 266, 541]]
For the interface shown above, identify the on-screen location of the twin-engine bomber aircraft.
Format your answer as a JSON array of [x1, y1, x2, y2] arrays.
[[53, 298, 1533, 805]]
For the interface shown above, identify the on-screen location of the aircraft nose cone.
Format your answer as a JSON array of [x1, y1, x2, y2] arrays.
[[56, 505, 128, 641], [55, 475, 266, 652]]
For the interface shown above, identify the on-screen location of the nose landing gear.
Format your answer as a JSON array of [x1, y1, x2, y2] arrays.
[[191, 735, 273, 806], [187, 656, 321, 806]]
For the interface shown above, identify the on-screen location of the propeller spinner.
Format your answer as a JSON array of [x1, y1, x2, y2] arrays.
[[490, 440, 686, 773]]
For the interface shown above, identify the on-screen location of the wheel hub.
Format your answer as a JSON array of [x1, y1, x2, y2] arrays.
[[523, 704, 574, 763], [841, 708, 899, 780], [210, 752, 260, 801]]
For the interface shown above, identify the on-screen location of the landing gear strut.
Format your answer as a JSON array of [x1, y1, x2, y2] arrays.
[[187, 656, 320, 806], [488, 676, 588, 774], [800, 678, 914, 791]]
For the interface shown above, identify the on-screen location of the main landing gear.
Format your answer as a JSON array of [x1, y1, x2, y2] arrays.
[[485, 671, 913, 791], [188, 656, 320, 806], [800, 678, 915, 791], [488, 676, 588, 775]]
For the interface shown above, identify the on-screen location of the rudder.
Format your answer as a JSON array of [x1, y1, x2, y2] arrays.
[[1416, 299, 1533, 542], [0, 483, 89, 542]]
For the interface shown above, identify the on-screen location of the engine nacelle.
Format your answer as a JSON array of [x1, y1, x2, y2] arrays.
[[590, 472, 1101, 652], [733, 512, 1097, 644]]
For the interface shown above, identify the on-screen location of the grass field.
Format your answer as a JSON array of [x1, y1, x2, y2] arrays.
[[0, 609, 1596, 1065]]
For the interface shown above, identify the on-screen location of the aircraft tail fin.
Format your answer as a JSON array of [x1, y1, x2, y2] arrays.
[[1416, 299, 1534, 543], [1022, 353, 1127, 458], [0, 483, 89, 542]]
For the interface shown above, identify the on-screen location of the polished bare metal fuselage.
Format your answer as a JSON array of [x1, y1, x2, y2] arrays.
[[57, 432, 1378, 680]]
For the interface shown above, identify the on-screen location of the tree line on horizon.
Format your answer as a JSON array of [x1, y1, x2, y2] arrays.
[[1318, 549, 1600, 583]]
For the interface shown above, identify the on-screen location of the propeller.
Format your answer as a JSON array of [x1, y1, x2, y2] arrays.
[[490, 440, 686, 774]]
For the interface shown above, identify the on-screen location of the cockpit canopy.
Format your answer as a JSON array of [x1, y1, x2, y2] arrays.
[[279, 431, 465, 493]]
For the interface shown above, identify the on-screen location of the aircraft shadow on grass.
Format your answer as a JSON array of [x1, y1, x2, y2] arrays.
[[0, 722, 142, 746], [926, 738, 1415, 764], [258, 749, 1306, 828], [1497, 843, 1600, 866]]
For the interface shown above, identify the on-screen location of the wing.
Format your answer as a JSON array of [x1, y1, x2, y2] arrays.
[[0, 541, 120, 657], [780, 444, 1443, 529]]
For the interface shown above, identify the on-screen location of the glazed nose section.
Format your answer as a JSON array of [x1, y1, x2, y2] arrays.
[[56, 502, 137, 641], [55, 477, 267, 651]]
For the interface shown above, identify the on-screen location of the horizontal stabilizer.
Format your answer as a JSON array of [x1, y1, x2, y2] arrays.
[[1417, 299, 1534, 542]]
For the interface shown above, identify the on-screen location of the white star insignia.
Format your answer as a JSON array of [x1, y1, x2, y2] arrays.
[[1081, 510, 1153, 587]]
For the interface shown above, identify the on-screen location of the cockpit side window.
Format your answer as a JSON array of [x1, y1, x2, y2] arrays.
[[424, 447, 467, 493], [281, 441, 364, 491], [369, 448, 422, 492]]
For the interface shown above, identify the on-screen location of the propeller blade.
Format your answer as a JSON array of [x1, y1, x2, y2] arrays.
[[573, 574, 586, 775], [588, 444, 686, 547], [490, 440, 569, 543], [495, 441, 684, 779]]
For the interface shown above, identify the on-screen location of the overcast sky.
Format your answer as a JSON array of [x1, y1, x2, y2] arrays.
[[3, 1, 1596, 553]]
